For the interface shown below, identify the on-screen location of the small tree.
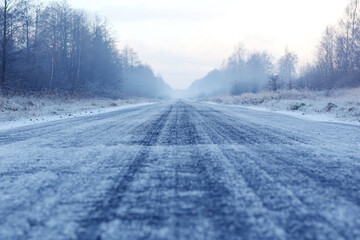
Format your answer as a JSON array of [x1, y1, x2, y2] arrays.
[[268, 74, 280, 92], [278, 48, 298, 90], [317, 26, 336, 89]]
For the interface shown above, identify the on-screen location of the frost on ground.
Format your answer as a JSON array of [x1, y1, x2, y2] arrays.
[[203, 88, 360, 123], [1, 101, 360, 240], [0, 94, 157, 130]]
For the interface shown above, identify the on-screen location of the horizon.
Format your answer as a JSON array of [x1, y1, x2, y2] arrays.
[[70, 0, 348, 90]]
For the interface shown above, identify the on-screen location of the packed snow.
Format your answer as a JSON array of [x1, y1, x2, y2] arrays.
[[1, 101, 360, 240]]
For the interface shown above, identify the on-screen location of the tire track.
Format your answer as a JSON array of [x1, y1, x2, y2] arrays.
[[76, 107, 173, 240], [2, 100, 359, 240], [0, 106, 152, 146], [159, 102, 284, 239], [191, 102, 356, 239]]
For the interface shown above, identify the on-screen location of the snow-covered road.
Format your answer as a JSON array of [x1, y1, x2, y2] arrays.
[[1, 100, 360, 240]]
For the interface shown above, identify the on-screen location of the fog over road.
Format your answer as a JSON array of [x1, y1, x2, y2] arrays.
[[1, 101, 360, 240]]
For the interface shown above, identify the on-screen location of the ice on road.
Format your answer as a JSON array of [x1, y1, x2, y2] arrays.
[[0, 101, 360, 240]]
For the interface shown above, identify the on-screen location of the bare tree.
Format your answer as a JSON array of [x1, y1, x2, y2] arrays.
[[268, 74, 280, 92], [336, 0, 360, 73], [121, 46, 140, 83], [317, 26, 336, 88], [278, 48, 298, 90], [0, 0, 19, 88], [0, 0, 170, 97]]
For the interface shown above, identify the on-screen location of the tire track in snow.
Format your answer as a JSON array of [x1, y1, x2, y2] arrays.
[[76, 107, 173, 240], [190, 102, 356, 239], [1, 100, 360, 240]]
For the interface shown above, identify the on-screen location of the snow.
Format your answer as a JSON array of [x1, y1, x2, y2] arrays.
[[0, 95, 156, 131], [1, 100, 360, 239], [202, 88, 360, 124], [232, 105, 360, 126]]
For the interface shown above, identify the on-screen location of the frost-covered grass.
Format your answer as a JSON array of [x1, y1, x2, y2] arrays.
[[0, 93, 157, 127], [203, 88, 360, 123]]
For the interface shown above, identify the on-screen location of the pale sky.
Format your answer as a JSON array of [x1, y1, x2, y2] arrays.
[[69, 0, 348, 89]]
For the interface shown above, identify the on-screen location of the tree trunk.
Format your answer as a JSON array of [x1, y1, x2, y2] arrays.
[[75, 35, 82, 92], [348, 0, 359, 71], [26, 19, 30, 63], [1, 0, 8, 87], [50, 24, 56, 92], [50, 51, 54, 92], [34, 8, 39, 88]]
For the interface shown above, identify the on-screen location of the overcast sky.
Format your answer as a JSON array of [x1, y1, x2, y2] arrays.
[[69, 0, 347, 89]]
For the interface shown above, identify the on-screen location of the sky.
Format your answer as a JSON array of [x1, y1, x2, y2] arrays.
[[69, 0, 348, 89]]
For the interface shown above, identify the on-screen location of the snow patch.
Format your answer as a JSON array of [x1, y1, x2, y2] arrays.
[[202, 88, 360, 125], [0, 95, 156, 131]]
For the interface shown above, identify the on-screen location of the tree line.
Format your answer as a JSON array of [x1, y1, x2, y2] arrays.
[[301, 0, 360, 90], [187, 45, 299, 97], [189, 0, 360, 97], [226, 45, 299, 95], [0, 0, 170, 98]]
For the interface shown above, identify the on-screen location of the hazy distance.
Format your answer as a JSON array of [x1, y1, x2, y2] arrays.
[[69, 0, 348, 89]]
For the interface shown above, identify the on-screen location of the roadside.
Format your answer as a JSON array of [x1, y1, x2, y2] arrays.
[[0, 94, 157, 131], [202, 88, 360, 124]]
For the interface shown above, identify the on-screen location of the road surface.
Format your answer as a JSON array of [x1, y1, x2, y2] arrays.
[[1, 100, 360, 240]]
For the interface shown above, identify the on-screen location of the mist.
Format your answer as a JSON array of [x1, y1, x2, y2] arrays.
[[180, 0, 360, 99], [1, 0, 360, 100], [0, 0, 172, 99]]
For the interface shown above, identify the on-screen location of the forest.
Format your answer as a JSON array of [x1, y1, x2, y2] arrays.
[[0, 0, 171, 98], [188, 0, 360, 97], [1, 0, 360, 99]]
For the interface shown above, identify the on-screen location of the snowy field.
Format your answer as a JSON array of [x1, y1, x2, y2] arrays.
[[0, 94, 157, 130], [203, 88, 360, 124]]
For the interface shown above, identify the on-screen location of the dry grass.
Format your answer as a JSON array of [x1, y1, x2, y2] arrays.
[[0, 94, 157, 123], [204, 88, 360, 122]]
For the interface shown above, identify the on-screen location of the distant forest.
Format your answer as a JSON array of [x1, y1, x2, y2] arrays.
[[0, 0, 171, 98], [188, 0, 360, 97]]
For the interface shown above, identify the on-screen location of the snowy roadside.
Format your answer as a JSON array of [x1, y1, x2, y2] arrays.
[[0, 95, 157, 131], [201, 88, 360, 125]]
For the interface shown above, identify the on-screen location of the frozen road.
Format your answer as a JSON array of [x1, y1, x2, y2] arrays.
[[1, 100, 360, 240]]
